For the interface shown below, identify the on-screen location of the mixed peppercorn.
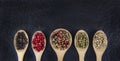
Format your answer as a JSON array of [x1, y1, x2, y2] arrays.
[[16, 32, 28, 50], [32, 32, 45, 52], [76, 32, 89, 49], [51, 30, 71, 50]]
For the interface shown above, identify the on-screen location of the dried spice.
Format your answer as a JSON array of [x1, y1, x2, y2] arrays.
[[93, 32, 106, 49], [16, 32, 28, 50], [51, 30, 71, 50], [76, 32, 89, 49], [32, 32, 45, 52]]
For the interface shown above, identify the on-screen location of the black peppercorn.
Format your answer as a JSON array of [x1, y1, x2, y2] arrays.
[[15, 32, 28, 50]]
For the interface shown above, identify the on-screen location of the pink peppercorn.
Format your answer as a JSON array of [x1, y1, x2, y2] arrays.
[[32, 32, 45, 52]]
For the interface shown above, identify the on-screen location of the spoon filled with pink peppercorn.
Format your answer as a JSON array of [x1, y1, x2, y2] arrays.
[[50, 28, 72, 61], [14, 30, 29, 61], [31, 31, 46, 61]]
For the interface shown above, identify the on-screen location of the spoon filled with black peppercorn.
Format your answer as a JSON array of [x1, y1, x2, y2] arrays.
[[74, 30, 89, 61], [14, 30, 29, 61], [50, 28, 72, 61]]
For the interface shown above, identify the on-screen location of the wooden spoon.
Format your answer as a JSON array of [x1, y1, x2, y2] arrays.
[[31, 31, 46, 61], [74, 30, 89, 61], [14, 30, 29, 61], [50, 28, 72, 61], [93, 30, 108, 61]]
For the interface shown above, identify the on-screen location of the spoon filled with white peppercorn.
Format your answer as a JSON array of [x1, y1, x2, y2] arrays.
[[74, 30, 89, 61], [93, 30, 108, 61], [14, 30, 29, 61], [50, 28, 72, 61]]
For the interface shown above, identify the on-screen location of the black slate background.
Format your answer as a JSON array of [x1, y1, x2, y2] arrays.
[[0, 0, 120, 61]]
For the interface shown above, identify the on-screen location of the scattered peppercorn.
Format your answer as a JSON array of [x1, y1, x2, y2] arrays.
[[76, 32, 89, 49], [32, 32, 45, 52], [51, 29, 71, 50], [16, 32, 28, 50]]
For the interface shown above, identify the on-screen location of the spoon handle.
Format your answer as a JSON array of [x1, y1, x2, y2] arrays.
[[35, 53, 42, 61], [96, 55, 102, 61], [57, 54, 64, 61], [58, 56, 63, 61], [36, 57, 40, 61], [18, 55, 24, 61], [79, 54, 85, 61]]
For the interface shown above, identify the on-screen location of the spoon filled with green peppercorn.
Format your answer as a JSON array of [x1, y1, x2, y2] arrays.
[[74, 30, 89, 61], [50, 28, 72, 61], [93, 30, 108, 61], [14, 30, 29, 61]]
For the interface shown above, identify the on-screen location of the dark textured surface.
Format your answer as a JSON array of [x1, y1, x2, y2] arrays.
[[0, 0, 120, 61]]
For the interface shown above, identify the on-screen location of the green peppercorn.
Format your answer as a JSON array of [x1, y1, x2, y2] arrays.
[[76, 32, 89, 49]]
